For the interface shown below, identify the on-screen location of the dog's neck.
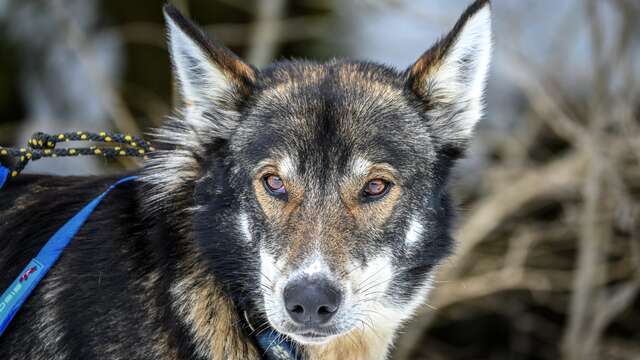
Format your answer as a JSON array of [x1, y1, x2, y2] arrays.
[[244, 310, 398, 360], [303, 326, 397, 360]]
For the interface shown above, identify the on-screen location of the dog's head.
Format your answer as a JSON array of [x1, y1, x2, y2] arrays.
[[147, 0, 491, 347]]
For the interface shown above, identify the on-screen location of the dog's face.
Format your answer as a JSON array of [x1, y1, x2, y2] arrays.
[[233, 63, 450, 344], [149, 0, 491, 347]]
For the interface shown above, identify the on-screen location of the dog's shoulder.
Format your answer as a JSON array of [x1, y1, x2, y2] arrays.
[[1, 173, 139, 227], [0, 174, 142, 279], [1, 173, 136, 211]]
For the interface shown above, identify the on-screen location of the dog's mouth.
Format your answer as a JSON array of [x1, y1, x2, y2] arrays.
[[286, 329, 336, 345]]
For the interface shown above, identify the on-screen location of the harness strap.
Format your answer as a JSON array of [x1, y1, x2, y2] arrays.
[[0, 165, 138, 336], [0, 165, 7, 189]]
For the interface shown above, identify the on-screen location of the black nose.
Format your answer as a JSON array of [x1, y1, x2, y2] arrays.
[[283, 276, 342, 326]]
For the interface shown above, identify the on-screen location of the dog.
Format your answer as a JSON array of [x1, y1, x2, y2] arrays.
[[0, 1, 492, 358]]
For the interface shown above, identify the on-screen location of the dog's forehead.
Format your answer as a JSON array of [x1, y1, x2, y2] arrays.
[[235, 61, 431, 175], [255, 61, 407, 112]]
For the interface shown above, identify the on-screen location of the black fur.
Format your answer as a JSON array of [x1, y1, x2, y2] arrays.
[[1, 176, 196, 358]]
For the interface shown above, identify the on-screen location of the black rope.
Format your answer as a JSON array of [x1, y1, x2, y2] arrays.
[[0, 131, 154, 178]]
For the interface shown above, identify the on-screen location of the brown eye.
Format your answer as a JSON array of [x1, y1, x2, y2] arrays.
[[363, 178, 391, 199], [263, 174, 286, 195]]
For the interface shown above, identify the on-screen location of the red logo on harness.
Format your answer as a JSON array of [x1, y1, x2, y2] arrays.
[[19, 267, 38, 283]]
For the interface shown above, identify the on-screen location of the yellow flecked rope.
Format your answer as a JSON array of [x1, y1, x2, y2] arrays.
[[0, 131, 154, 178]]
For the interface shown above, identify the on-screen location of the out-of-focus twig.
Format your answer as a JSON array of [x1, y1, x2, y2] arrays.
[[116, 16, 331, 49], [394, 0, 640, 358], [247, 0, 286, 67]]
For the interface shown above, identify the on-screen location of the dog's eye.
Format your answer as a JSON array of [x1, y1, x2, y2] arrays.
[[362, 179, 391, 200], [263, 174, 286, 195]]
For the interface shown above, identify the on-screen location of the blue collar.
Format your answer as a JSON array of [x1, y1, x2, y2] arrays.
[[256, 330, 301, 360], [244, 310, 301, 360]]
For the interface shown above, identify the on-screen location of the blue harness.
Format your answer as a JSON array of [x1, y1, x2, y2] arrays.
[[0, 164, 299, 360], [0, 165, 138, 335]]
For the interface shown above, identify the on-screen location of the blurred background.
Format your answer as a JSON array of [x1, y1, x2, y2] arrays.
[[0, 0, 638, 359]]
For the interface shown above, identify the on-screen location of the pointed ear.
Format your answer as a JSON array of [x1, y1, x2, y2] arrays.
[[407, 0, 492, 155], [163, 4, 255, 118]]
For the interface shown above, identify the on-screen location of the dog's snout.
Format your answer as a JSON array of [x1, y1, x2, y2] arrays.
[[283, 276, 341, 326]]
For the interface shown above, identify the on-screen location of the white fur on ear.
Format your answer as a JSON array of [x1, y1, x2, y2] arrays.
[[164, 14, 232, 108], [142, 7, 254, 215], [433, 5, 492, 138], [161, 6, 254, 140], [410, 2, 492, 145]]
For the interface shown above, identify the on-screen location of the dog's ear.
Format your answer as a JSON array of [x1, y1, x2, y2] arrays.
[[407, 0, 492, 156], [163, 5, 255, 136], [144, 6, 256, 207]]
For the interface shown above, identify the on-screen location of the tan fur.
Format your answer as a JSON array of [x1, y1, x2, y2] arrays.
[[252, 163, 305, 223], [136, 270, 181, 359], [170, 245, 260, 360], [408, 49, 446, 95], [337, 65, 400, 98], [339, 163, 402, 230], [305, 325, 397, 360]]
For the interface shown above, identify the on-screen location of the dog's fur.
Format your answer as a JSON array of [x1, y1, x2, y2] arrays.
[[0, 1, 492, 359]]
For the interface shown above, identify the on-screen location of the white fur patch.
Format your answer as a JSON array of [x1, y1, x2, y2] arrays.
[[348, 255, 395, 313], [238, 211, 251, 243], [260, 248, 281, 287], [398, 273, 435, 317], [363, 273, 435, 331], [260, 247, 289, 328], [346, 255, 400, 347], [304, 258, 323, 276], [405, 217, 424, 247], [351, 157, 372, 178], [299, 256, 331, 277], [279, 156, 297, 180], [345, 255, 436, 346]]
